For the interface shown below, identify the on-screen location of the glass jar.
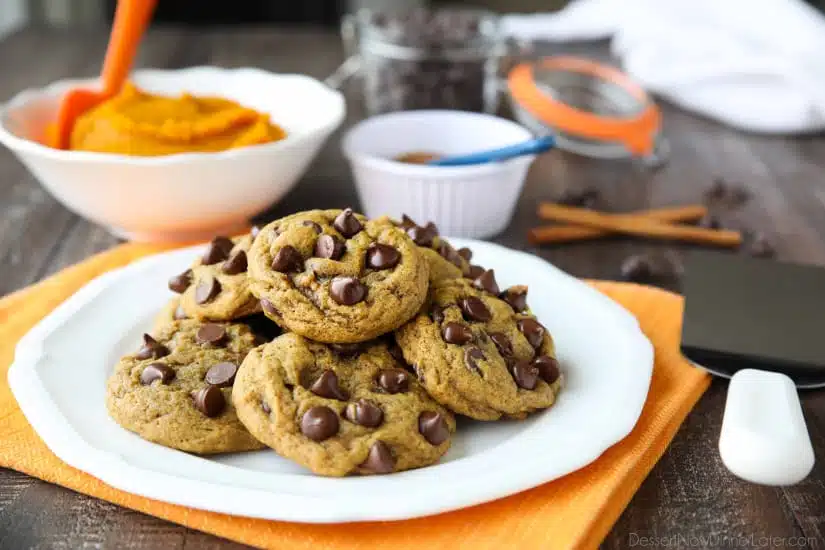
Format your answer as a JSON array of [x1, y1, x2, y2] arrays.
[[342, 8, 504, 115]]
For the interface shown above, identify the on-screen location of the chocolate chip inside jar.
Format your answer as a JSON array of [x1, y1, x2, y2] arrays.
[[360, 8, 496, 115]]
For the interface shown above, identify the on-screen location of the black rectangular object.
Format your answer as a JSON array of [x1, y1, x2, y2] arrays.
[[680, 250, 825, 384]]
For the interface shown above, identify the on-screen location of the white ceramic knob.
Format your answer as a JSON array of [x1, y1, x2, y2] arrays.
[[719, 369, 814, 486]]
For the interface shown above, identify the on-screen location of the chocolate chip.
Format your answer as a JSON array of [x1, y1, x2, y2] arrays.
[[727, 185, 751, 207], [140, 363, 175, 385], [244, 314, 283, 343], [464, 347, 485, 373], [387, 342, 405, 364], [345, 399, 384, 428], [418, 411, 450, 445], [533, 355, 560, 384], [330, 343, 363, 357], [221, 250, 247, 275], [196, 323, 227, 346], [441, 322, 473, 345], [366, 243, 400, 270], [261, 400, 271, 414], [261, 299, 279, 316], [191, 386, 225, 417], [314, 235, 345, 260], [333, 208, 362, 238], [407, 222, 438, 247], [518, 318, 546, 349], [704, 178, 750, 208], [310, 370, 348, 400], [377, 368, 410, 393], [202, 236, 234, 265], [330, 277, 367, 305], [271, 245, 303, 272], [399, 214, 417, 229], [302, 220, 323, 233], [168, 269, 192, 294], [300, 406, 339, 441], [559, 188, 600, 208], [464, 265, 485, 280], [619, 255, 656, 284], [489, 332, 512, 357], [749, 234, 775, 258], [704, 178, 727, 202], [511, 360, 539, 390], [194, 276, 221, 304], [431, 306, 445, 325], [501, 286, 528, 312], [360, 441, 394, 474], [437, 241, 463, 268], [136, 334, 169, 360], [457, 247, 472, 262], [472, 269, 500, 295], [205, 362, 238, 387], [173, 304, 188, 320], [459, 296, 491, 322]]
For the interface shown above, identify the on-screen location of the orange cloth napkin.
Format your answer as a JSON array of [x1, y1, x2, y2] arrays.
[[0, 242, 710, 550]]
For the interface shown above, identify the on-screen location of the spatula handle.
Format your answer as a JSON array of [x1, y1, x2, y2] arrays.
[[101, 0, 158, 94]]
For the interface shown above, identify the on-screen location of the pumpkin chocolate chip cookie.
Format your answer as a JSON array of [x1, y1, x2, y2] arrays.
[[172, 233, 261, 322], [106, 319, 265, 454], [232, 332, 455, 476], [247, 209, 429, 343], [395, 273, 562, 421]]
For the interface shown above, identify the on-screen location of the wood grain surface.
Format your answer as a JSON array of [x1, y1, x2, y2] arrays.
[[1, 27, 824, 550]]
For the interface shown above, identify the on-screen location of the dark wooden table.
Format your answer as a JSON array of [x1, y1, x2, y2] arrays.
[[1, 26, 824, 550]]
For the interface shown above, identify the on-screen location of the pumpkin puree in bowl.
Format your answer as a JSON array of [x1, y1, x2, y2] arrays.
[[69, 82, 287, 156]]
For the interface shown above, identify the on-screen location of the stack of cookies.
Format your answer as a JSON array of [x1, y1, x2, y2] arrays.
[[107, 208, 563, 477]]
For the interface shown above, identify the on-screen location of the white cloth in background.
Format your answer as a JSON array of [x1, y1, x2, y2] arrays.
[[501, 0, 825, 134]]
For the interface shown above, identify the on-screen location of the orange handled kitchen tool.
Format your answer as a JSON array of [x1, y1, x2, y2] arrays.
[[48, 0, 157, 150], [507, 56, 666, 165]]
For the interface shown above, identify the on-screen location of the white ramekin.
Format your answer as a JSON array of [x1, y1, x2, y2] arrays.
[[341, 110, 535, 239], [0, 67, 345, 242]]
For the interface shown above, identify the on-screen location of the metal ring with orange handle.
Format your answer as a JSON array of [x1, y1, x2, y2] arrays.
[[507, 56, 661, 157]]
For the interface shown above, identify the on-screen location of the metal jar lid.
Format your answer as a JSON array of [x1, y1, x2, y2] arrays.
[[507, 56, 668, 167]]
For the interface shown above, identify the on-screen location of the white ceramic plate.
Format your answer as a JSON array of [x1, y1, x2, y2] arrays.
[[8, 239, 653, 523]]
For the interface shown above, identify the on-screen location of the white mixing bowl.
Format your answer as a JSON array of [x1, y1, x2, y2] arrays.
[[0, 67, 345, 242]]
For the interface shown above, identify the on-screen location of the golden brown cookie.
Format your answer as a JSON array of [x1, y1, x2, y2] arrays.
[[106, 319, 265, 454], [153, 296, 190, 332], [232, 333, 455, 477], [171, 234, 261, 322], [396, 274, 562, 421], [247, 209, 429, 343]]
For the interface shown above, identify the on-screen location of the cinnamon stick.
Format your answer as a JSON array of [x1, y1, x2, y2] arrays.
[[531, 204, 708, 244], [534, 203, 742, 247]]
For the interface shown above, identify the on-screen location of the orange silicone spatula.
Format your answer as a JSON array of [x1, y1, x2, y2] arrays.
[[48, 0, 157, 150]]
